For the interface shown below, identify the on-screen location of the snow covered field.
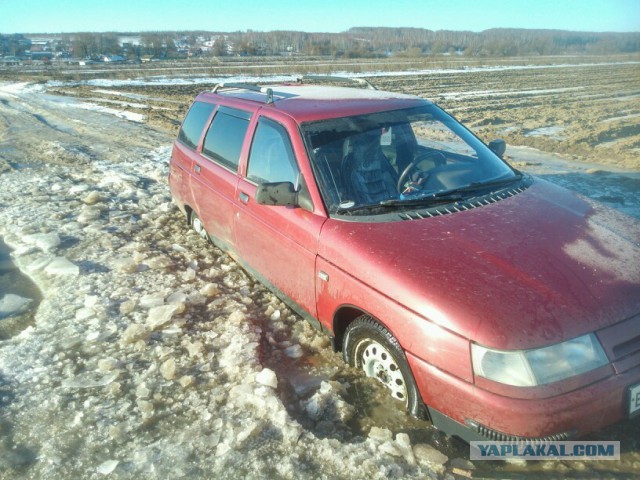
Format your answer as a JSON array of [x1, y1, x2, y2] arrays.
[[0, 79, 639, 479]]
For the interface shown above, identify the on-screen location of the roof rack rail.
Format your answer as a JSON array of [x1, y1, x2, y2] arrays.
[[212, 82, 274, 104], [297, 75, 377, 90]]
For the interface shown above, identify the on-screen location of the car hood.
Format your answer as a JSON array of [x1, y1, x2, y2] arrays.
[[318, 178, 640, 350]]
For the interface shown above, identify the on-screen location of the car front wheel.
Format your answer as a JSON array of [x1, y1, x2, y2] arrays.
[[343, 315, 425, 418]]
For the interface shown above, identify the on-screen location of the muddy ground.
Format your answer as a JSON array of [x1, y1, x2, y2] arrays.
[[0, 57, 639, 479], [36, 58, 640, 171]]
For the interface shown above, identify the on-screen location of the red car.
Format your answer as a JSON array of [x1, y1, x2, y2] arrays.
[[168, 78, 640, 442]]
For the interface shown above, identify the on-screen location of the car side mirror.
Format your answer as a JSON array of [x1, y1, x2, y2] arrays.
[[255, 181, 299, 207], [488, 139, 506, 158]]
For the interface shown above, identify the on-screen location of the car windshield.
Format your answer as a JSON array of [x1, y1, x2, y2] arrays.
[[302, 104, 517, 215]]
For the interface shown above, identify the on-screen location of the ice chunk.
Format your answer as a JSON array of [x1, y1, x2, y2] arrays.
[[413, 444, 449, 467], [166, 292, 187, 304], [182, 268, 196, 281], [112, 257, 138, 274], [199, 283, 219, 297], [25, 255, 53, 272], [137, 399, 154, 414], [22, 232, 61, 252], [228, 310, 246, 324], [62, 372, 119, 389], [139, 294, 165, 309], [379, 441, 403, 457], [96, 460, 119, 475], [146, 304, 178, 330], [98, 358, 118, 372], [185, 340, 204, 358], [368, 426, 393, 442], [0, 293, 33, 319], [69, 184, 89, 194], [255, 368, 278, 389], [77, 206, 102, 223], [178, 375, 194, 388], [84, 295, 99, 308], [301, 381, 354, 423], [119, 299, 136, 315], [83, 191, 103, 205], [145, 255, 173, 270], [236, 422, 264, 446], [288, 371, 324, 397], [44, 257, 79, 276], [160, 358, 177, 380], [121, 324, 149, 344], [284, 344, 303, 359], [395, 433, 416, 466], [75, 307, 94, 321]]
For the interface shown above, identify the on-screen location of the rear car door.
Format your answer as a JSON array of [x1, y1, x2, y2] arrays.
[[190, 105, 252, 251], [169, 100, 216, 209], [234, 115, 325, 319]]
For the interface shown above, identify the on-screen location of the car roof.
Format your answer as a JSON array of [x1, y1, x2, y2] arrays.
[[195, 84, 430, 123]]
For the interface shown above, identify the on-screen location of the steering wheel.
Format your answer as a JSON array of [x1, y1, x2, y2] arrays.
[[397, 150, 447, 194]]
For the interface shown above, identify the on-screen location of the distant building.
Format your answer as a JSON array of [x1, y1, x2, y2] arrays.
[[30, 51, 54, 61], [101, 54, 126, 62], [0, 56, 21, 65]]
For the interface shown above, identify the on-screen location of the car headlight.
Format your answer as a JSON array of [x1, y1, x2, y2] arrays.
[[471, 334, 609, 387]]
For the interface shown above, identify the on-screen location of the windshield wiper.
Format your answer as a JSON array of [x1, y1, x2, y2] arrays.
[[380, 192, 463, 207], [335, 201, 396, 214], [336, 192, 464, 214], [448, 172, 524, 194]]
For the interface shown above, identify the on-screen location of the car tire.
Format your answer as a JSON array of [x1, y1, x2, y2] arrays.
[[190, 211, 209, 242], [343, 315, 426, 418]]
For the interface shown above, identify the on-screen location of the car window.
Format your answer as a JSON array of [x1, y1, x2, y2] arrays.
[[202, 106, 251, 171], [303, 105, 516, 215], [247, 118, 299, 185], [177, 101, 216, 150]]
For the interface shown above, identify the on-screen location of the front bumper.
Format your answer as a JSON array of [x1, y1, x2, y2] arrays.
[[407, 352, 640, 442]]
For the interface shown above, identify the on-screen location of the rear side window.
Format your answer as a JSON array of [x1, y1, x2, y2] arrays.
[[203, 106, 251, 171], [177, 101, 216, 150]]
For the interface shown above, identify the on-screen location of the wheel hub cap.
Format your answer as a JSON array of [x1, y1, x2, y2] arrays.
[[361, 341, 407, 403]]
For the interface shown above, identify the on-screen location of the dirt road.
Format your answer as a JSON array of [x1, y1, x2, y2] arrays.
[[0, 81, 639, 479]]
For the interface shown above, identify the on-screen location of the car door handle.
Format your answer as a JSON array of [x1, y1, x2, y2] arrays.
[[194, 164, 201, 173], [239, 192, 249, 204]]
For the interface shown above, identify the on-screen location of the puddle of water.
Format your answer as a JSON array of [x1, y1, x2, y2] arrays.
[[0, 239, 41, 340]]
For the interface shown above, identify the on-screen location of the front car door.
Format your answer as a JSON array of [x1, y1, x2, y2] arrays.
[[234, 115, 326, 321]]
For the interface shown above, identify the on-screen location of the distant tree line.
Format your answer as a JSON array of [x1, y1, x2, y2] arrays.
[[1, 28, 639, 60]]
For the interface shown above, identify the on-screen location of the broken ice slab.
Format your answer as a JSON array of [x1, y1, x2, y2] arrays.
[[0, 293, 33, 319], [62, 371, 119, 389], [44, 257, 79, 276], [22, 232, 61, 252]]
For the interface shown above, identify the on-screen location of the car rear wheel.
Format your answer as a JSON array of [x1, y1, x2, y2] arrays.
[[190, 211, 209, 241], [343, 315, 425, 418]]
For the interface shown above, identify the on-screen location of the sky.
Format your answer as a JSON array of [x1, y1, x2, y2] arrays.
[[0, 0, 638, 34]]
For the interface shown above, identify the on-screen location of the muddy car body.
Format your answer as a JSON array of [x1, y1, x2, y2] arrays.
[[168, 79, 640, 442]]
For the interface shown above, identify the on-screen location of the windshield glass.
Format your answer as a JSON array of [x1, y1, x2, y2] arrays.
[[302, 104, 516, 215]]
